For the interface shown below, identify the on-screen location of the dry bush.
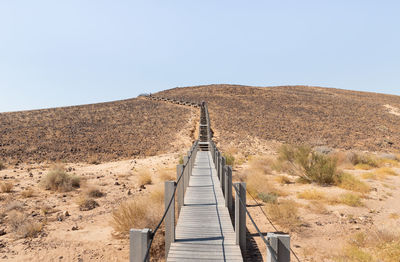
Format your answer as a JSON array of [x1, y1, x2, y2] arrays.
[[111, 196, 160, 238], [276, 175, 291, 184], [5, 201, 24, 212], [349, 153, 379, 169], [223, 153, 235, 166], [159, 168, 175, 181], [334, 193, 363, 207], [248, 156, 273, 175], [150, 184, 165, 205], [87, 155, 101, 165], [0, 181, 13, 193], [265, 200, 302, 231], [337, 172, 370, 193], [137, 170, 152, 186], [77, 196, 99, 211], [257, 192, 278, 204], [278, 144, 341, 185], [246, 172, 284, 199], [306, 200, 328, 214], [336, 231, 400, 262], [86, 187, 104, 198], [7, 210, 43, 238], [297, 189, 325, 200], [41, 165, 80, 192], [21, 187, 34, 198]]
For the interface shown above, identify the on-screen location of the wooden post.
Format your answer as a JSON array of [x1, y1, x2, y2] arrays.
[[130, 228, 151, 262], [225, 166, 233, 214], [176, 164, 184, 215], [266, 233, 291, 262], [165, 181, 175, 259], [235, 182, 246, 256], [183, 156, 189, 193], [221, 157, 226, 193]]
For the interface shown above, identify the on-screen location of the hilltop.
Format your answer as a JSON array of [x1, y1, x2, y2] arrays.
[[1, 85, 400, 164], [158, 84, 400, 153]]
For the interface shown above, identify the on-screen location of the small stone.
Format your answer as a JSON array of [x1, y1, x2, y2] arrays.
[[29, 172, 33, 177], [315, 221, 323, 226], [0, 229, 6, 236], [59, 256, 63, 259], [114, 181, 120, 186], [127, 189, 131, 195], [64, 211, 70, 217], [72, 226, 79, 231]]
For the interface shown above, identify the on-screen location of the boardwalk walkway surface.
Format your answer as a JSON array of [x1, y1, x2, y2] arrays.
[[167, 149, 243, 261]]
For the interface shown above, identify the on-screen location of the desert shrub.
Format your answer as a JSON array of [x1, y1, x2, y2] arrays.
[[159, 168, 175, 181], [87, 155, 101, 165], [336, 231, 400, 262], [297, 189, 325, 200], [137, 170, 152, 186], [337, 173, 370, 193], [257, 192, 278, 203], [178, 155, 184, 165], [8, 211, 43, 238], [0, 181, 13, 193], [41, 165, 80, 192], [0, 160, 5, 170], [149, 185, 164, 204], [86, 187, 104, 198], [350, 153, 379, 170], [338, 193, 362, 207], [111, 197, 159, 237], [276, 175, 291, 184], [5, 201, 24, 212], [265, 200, 302, 230], [278, 144, 340, 185], [77, 197, 99, 211], [223, 153, 235, 166], [21, 187, 34, 198]]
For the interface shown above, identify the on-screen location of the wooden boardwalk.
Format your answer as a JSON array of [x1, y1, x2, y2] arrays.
[[167, 149, 243, 261]]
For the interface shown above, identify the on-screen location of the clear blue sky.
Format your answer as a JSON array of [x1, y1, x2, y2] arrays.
[[1, 1, 399, 112]]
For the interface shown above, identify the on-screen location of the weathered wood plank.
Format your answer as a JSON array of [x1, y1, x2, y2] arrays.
[[167, 151, 243, 261]]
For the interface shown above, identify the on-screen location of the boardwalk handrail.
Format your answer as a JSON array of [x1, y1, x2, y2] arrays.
[[142, 140, 199, 261], [134, 96, 292, 262]]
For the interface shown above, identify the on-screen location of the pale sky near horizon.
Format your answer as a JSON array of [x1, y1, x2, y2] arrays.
[[0, 1, 399, 112]]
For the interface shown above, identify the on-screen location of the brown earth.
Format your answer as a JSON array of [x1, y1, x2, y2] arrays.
[[0, 98, 194, 164], [157, 85, 400, 154]]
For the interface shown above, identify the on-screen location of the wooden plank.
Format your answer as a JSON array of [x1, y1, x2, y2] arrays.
[[167, 151, 243, 261]]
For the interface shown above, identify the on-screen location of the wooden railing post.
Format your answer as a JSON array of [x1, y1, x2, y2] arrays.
[[266, 233, 291, 262], [225, 165, 233, 214], [183, 156, 189, 193], [165, 181, 175, 259], [130, 228, 151, 262], [221, 157, 226, 193], [235, 182, 246, 256], [176, 164, 184, 215]]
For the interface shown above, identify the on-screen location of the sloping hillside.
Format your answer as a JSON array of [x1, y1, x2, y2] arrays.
[[158, 85, 400, 152], [0, 98, 193, 163]]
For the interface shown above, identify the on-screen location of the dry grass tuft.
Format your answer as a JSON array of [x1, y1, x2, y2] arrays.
[[21, 187, 34, 198], [363, 167, 398, 180], [86, 187, 104, 198], [41, 165, 80, 192], [149, 184, 165, 205], [159, 168, 175, 181], [276, 175, 292, 184], [336, 231, 400, 262], [8, 210, 43, 238], [77, 196, 99, 211], [389, 213, 399, 219], [350, 153, 379, 170], [266, 200, 302, 231], [336, 193, 363, 207], [223, 153, 235, 166], [0, 181, 13, 193], [246, 172, 285, 199], [337, 172, 370, 193], [137, 170, 152, 186], [5, 200, 24, 212], [87, 155, 101, 165], [111, 196, 160, 238], [297, 189, 325, 200]]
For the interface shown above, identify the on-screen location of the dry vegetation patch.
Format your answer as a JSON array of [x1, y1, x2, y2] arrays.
[[0, 181, 13, 193], [7, 210, 43, 238], [137, 169, 152, 187], [41, 165, 80, 192], [265, 200, 302, 231]]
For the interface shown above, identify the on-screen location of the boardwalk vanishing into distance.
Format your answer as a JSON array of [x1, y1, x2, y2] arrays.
[[130, 96, 291, 262]]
